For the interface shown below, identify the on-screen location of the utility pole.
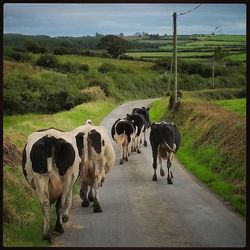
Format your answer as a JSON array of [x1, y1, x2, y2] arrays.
[[173, 12, 178, 105], [212, 55, 215, 88]]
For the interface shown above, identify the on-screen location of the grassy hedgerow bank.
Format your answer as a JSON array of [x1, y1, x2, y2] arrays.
[[149, 97, 246, 216]]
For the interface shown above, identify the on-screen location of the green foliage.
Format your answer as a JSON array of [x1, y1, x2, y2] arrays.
[[3, 64, 90, 115], [3, 165, 52, 247], [24, 39, 47, 53], [99, 35, 129, 58], [98, 62, 117, 73], [7, 52, 31, 63], [37, 53, 59, 68]]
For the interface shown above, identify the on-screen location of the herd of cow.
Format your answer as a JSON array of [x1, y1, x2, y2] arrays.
[[21, 106, 181, 241]]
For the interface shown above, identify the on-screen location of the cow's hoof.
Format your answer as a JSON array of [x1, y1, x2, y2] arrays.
[[124, 157, 128, 161], [120, 159, 124, 165], [137, 149, 141, 154], [62, 215, 68, 223], [55, 223, 64, 234], [79, 190, 85, 200], [160, 169, 165, 177], [152, 174, 157, 181], [167, 178, 173, 184], [81, 199, 89, 207], [143, 141, 147, 147], [42, 233, 51, 242], [93, 202, 102, 213]]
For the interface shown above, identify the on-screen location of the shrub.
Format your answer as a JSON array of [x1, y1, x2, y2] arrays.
[[36, 54, 59, 68], [3, 70, 89, 115], [78, 63, 89, 73], [98, 62, 116, 73], [6, 52, 31, 63]]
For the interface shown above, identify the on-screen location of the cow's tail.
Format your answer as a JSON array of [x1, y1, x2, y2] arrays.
[[82, 133, 90, 164], [48, 145, 63, 204], [122, 131, 128, 147], [86, 119, 93, 125], [164, 141, 176, 154]]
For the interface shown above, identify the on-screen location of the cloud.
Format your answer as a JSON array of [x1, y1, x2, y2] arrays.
[[3, 3, 246, 36]]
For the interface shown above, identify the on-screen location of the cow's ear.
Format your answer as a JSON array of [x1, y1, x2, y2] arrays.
[[147, 107, 150, 111], [127, 114, 131, 119]]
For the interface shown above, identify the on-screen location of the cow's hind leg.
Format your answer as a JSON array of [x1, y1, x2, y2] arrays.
[[151, 144, 158, 181], [124, 143, 128, 161], [167, 159, 173, 184], [120, 145, 124, 165], [143, 131, 147, 147], [93, 183, 102, 213], [159, 155, 165, 177], [35, 177, 51, 241], [88, 186, 94, 202], [80, 183, 90, 207], [55, 196, 64, 234]]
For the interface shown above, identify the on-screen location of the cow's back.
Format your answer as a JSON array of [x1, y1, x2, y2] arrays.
[[150, 122, 181, 152]]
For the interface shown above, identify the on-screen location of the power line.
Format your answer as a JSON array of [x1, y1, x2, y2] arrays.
[[178, 4, 202, 16]]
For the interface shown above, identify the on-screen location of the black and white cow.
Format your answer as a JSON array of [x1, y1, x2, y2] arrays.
[[149, 121, 181, 184], [111, 118, 135, 164], [22, 128, 83, 241], [72, 120, 115, 213], [126, 112, 145, 153], [132, 107, 151, 147]]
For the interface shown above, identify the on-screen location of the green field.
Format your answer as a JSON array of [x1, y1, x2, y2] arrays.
[[214, 98, 246, 116], [126, 51, 214, 59], [127, 35, 246, 62]]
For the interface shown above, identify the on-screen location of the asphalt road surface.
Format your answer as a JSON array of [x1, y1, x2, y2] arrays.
[[52, 99, 246, 247]]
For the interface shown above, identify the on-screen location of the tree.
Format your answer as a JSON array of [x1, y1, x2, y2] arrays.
[[99, 35, 129, 58], [214, 46, 227, 61]]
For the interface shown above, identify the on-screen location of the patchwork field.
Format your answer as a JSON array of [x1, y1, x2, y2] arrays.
[[126, 35, 246, 61]]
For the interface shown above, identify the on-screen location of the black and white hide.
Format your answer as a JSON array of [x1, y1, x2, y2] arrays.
[[72, 120, 115, 213], [132, 107, 151, 147], [111, 118, 135, 164], [22, 128, 82, 241], [149, 121, 181, 184]]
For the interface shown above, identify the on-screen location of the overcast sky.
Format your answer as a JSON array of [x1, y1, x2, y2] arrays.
[[4, 3, 246, 37]]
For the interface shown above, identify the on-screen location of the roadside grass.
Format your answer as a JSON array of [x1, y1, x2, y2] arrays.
[[3, 165, 52, 247], [149, 96, 169, 121], [213, 98, 246, 116], [149, 97, 246, 216], [3, 99, 118, 247], [4, 99, 117, 150], [177, 130, 245, 216]]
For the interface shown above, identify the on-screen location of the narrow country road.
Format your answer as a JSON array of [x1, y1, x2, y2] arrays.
[[52, 99, 246, 247]]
